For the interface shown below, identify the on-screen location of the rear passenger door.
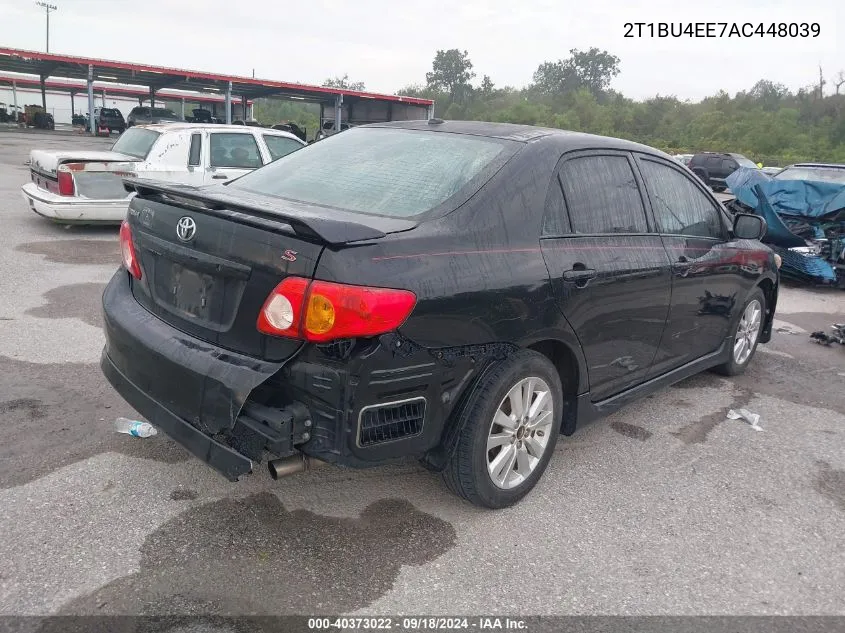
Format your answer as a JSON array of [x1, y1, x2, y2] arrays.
[[634, 154, 741, 375], [205, 131, 265, 183], [539, 151, 673, 402]]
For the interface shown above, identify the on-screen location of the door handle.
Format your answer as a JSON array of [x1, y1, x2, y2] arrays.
[[211, 174, 228, 180], [563, 268, 597, 287]]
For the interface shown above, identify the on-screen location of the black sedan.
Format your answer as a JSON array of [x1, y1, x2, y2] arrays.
[[102, 120, 780, 508]]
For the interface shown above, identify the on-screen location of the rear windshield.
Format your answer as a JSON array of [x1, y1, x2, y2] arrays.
[[111, 128, 161, 159], [100, 108, 121, 117], [774, 166, 845, 184], [152, 108, 179, 118], [229, 127, 512, 218]]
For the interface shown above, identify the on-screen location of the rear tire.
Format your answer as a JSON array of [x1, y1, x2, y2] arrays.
[[713, 287, 766, 376], [442, 350, 563, 509]]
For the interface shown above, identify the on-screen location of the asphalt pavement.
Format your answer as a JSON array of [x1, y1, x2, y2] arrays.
[[0, 129, 843, 618]]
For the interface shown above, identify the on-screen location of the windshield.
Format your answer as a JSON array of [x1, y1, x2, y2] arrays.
[[734, 156, 758, 168], [229, 127, 513, 218], [774, 166, 845, 184], [111, 128, 161, 159], [152, 108, 179, 118]]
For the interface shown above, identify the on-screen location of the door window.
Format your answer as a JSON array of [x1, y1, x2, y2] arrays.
[[263, 135, 303, 161], [559, 155, 648, 234], [209, 133, 263, 169], [541, 174, 569, 235], [639, 159, 726, 239], [188, 133, 202, 167]]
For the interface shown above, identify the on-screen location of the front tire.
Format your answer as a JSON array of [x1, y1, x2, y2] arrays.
[[713, 287, 765, 376], [443, 350, 563, 509]]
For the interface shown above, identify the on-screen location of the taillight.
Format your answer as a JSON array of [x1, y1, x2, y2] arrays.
[[257, 276, 416, 342], [119, 220, 142, 279], [57, 169, 75, 196]]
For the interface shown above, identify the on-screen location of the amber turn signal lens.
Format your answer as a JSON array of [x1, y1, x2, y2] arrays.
[[305, 293, 336, 334]]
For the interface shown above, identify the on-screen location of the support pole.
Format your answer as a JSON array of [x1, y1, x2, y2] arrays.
[[70, 91, 75, 119], [427, 104, 435, 119], [40, 74, 47, 111], [334, 94, 342, 132], [241, 95, 247, 121], [101, 90, 106, 107], [12, 80, 18, 122], [149, 86, 156, 108], [87, 65, 95, 134], [225, 81, 232, 124]]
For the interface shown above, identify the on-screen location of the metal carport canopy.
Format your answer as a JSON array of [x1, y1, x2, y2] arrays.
[[0, 47, 434, 127]]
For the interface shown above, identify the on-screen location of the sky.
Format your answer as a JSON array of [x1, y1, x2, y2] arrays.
[[0, 0, 841, 102]]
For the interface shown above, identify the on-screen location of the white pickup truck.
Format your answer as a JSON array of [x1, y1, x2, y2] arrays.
[[21, 123, 306, 225]]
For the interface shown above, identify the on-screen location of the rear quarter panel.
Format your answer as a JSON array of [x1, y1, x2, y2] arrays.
[[313, 140, 589, 394]]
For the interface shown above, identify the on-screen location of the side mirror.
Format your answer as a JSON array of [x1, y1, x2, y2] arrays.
[[733, 213, 767, 240]]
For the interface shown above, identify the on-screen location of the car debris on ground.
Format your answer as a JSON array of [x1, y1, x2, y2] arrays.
[[724, 167, 845, 288], [810, 323, 845, 347]]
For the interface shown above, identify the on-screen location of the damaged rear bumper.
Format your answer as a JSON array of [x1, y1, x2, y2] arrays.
[[101, 269, 305, 480], [101, 349, 252, 480]]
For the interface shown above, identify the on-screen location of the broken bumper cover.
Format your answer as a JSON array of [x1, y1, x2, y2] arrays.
[[100, 269, 286, 480], [21, 182, 129, 224]]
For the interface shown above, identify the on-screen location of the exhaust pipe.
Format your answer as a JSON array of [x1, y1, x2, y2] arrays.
[[268, 454, 324, 480]]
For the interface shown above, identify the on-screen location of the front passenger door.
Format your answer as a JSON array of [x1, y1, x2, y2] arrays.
[[539, 152, 672, 402]]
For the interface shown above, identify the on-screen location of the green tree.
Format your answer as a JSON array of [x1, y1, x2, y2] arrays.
[[567, 48, 621, 95], [426, 49, 475, 101], [322, 74, 366, 91]]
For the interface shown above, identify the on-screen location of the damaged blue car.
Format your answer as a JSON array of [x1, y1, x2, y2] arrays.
[[725, 163, 845, 287]]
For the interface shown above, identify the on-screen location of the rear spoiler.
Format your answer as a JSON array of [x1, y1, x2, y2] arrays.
[[123, 178, 416, 245]]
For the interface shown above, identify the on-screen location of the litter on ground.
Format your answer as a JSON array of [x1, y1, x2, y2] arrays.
[[727, 408, 764, 431]]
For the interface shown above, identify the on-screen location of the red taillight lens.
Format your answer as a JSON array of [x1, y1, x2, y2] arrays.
[[257, 276, 416, 342], [57, 169, 75, 196], [119, 220, 142, 279]]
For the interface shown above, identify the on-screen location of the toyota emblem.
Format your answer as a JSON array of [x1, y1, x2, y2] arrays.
[[176, 216, 196, 242]]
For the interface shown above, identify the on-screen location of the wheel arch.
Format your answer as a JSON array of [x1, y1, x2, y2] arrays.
[[755, 274, 778, 344]]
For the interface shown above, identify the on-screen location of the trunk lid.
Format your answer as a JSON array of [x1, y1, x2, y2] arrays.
[[30, 150, 139, 199], [123, 179, 417, 361], [29, 149, 137, 176], [124, 190, 322, 362]]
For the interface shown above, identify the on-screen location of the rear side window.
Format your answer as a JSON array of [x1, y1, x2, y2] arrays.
[[263, 135, 303, 161], [210, 133, 263, 169], [559, 155, 648, 234], [541, 174, 569, 236], [230, 127, 513, 218], [705, 156, 722, 168], [188, 133, 202, 166], [721, 159, 736, 171], [639, 159, 725, 239]]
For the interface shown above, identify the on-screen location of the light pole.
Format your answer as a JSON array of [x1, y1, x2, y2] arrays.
[[36, 2, 57, 53]]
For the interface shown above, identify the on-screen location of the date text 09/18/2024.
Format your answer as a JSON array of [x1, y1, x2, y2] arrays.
[[307, 617, 528, 630]]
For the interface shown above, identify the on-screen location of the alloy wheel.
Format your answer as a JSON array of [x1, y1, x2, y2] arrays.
[[486, 377, 554, 490]]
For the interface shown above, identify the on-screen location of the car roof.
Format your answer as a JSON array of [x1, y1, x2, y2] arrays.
[[366, 119, 671, 156], [787, 163, 845, 169], [137, 122, 304, 141]]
